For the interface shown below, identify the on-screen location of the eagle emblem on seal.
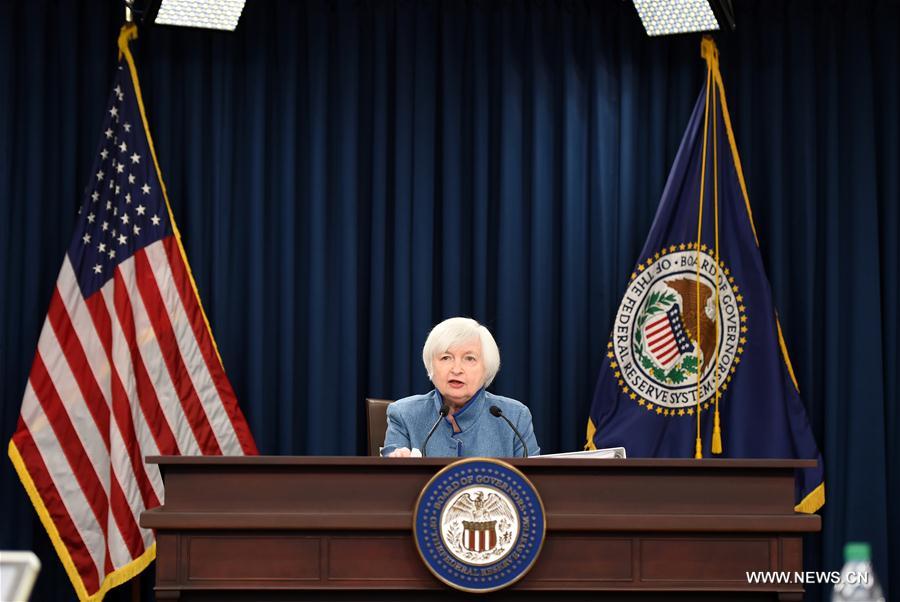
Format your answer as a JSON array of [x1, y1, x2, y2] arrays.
[[441, 489, 518, 560], [610, 248, 748, 414]]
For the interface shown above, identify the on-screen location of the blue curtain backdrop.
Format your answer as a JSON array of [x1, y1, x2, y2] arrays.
[[0, 1, 896, 600]]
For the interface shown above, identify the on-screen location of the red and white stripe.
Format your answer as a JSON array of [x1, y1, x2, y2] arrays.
[[11, 236, 257, 600], [464, 526, 496, 552], [645, 315, 680, 367]]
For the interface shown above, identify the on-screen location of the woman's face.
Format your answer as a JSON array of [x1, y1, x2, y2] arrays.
[[432, 338, 486, 409]]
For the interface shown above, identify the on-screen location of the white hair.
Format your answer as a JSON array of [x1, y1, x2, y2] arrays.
[[422, 317, 501, 388]]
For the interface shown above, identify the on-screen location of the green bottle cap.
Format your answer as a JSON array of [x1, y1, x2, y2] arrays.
[[844, 542, 871, 562]]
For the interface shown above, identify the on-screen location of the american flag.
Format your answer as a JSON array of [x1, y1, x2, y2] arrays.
[[644, 304, 694, 369], [7, 27, 257, 601]]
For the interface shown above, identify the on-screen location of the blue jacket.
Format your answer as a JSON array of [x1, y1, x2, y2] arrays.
[[381, 389, 540, 457]]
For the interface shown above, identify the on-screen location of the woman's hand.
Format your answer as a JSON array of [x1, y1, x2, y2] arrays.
[[388, 447, 412, 457]]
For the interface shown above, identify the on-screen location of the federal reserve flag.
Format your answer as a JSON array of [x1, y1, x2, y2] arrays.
[[7, 26, 257, 601], [585, 38, 823, 514]]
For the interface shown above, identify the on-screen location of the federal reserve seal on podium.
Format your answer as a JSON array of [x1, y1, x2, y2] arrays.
[[413, 458, 546, 593]]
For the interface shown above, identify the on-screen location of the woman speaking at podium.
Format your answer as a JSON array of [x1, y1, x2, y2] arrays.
[[382, 317, 540, 458]]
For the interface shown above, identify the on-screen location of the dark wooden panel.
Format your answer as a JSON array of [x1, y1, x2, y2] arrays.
[[545, 514, 816, 533], [526, 537, 632, 582], [155, 534, 178, 583], [781, 537, 803, 573], [187, 535, 320, 581], [530, 471, 795, 516], [641, 538, 770, 582], [328, 537, 433, 581], [160, 468, 429, 514]]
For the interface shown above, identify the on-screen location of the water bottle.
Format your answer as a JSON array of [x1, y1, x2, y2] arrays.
[[831, 542, 885, 601]]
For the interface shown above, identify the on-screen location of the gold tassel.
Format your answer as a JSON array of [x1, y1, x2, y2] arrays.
[[711, 407, 723, 454], [695, 437, 703, 459]]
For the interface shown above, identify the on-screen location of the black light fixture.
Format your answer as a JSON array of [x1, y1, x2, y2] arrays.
[[631, 0, 736, 36], [125, 0, 247, 31]]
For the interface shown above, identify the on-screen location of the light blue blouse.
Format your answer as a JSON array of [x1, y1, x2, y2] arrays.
[[381, 389, 540, 457]]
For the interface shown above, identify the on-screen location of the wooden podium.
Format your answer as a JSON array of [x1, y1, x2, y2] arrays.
[[140, 457, 820, 601]]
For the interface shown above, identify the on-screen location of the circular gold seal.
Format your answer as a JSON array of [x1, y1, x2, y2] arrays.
[[412, 458, 546, 593]]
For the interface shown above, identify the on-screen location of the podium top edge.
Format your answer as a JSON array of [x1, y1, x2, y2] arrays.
[[145, 456, 818, 469]]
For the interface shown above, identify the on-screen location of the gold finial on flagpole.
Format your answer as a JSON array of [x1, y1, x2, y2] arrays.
[[701, 35, 719, 69]]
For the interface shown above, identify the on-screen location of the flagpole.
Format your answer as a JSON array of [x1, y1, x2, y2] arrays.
[[707, 37, 724, 455], [128, 9, 141, 600], [710, 81, 724, 455], [127, 10, 139, 599], [694, 41, 715, 459]]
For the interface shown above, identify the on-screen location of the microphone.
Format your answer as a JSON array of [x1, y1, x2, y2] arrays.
[[422, 404, 450, 457], [489, 405, 528, 458]]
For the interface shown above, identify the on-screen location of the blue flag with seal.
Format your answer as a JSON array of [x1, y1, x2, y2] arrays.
[[585, 37, 824, 514]]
